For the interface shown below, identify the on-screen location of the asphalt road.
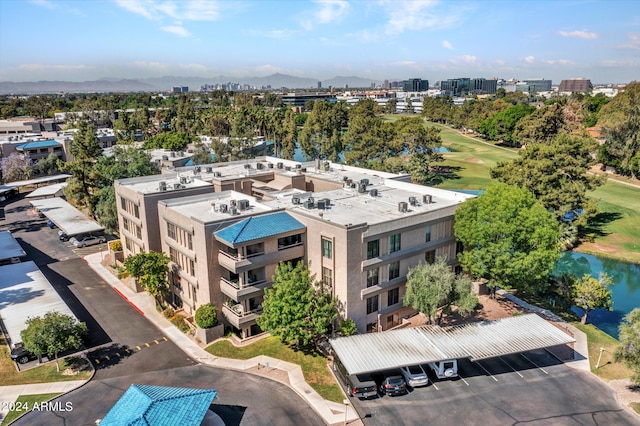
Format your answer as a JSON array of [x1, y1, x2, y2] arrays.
[[350, 349, 639, 426], [15, 365, 324, 426]]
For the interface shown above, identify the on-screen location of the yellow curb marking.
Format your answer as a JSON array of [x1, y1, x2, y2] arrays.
[[94, 359, 100, 364], [115, 352, 121, 357], [163, 337, 168, 341], [154, 340, 159, 344], [145, 343, 150, 347], [136, 346, 141, 351], [105, 355, 110, 361]]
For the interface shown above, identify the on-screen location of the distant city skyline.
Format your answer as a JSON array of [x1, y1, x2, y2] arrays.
[[1, 0, 638, 84]]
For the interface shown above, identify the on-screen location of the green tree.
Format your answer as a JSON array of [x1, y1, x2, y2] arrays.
[[280, 109, 298, 160], [512, 103, 568, 146], [298, 100, 343, 161], [338, 318, 357, 336], [614, 308, 640, 385], [572, 273, 613, 324], [37, 153, 60, 175], [60, 120, 102, 216], [190, 141, 212, 165], [454, 183, 561, 296], [257, 261, 337, 347], [491, 133, 605, 225], [21, 311, 87, 371], [404, 257, 478, 324], [124, 251, 170, 306], [143, 132, 194, 151], [478, 104, 536, 146], [194, 303, 218, 329]]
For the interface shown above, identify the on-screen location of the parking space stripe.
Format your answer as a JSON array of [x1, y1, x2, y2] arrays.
[[520, 353, 548, 375], [431, 381, 439, 390], [458, 374, 470, 386], [499, 357, 524, 378], [474, 361, 498, 381]]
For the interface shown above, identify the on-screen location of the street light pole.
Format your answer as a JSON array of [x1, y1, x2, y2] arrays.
[[595, 347, 605, 369]]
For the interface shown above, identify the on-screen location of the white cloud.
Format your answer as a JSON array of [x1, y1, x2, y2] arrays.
[[558, 30, 597, 40], [544, 59, 574, 65], [301, 0, 350, 30], [161, 25, 191, 37], [18, 63, 90, 71], [449, 55, 477, 65], [616, 32, 640, 50], [114, 0, 221, 21], [29, 0, 57, 9], [442, 40, 454, 50], [381, 0, 461, 35], [524, 55, 535, 64]]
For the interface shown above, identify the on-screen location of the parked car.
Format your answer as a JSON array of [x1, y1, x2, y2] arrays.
[[400, 364, 429, 387], [10, 346, 37, 364], [47, 220, 56, 228], [427, 359, 458, 379], [72, 235, 107, 248], [379, 374, 408, 396], [58, 230, 69, 241], [333, 358, 379, 399]]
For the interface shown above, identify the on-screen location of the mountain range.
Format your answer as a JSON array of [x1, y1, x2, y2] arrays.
[[0, 73, 383, 95]]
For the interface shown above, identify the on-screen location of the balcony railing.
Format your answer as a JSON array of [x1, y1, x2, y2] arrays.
[[218, 249, 265, 261], [277, 241, 304, 251], [220, 276, 266, 290], [222, 304, 262, 328]]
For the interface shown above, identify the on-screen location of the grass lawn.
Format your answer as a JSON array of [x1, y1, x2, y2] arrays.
[[572, 322, 633, 381], [631, 402, 640, 415], [0, 393, 61, 426], [206, 336, 344, 403], [1, 337, 93, 386]]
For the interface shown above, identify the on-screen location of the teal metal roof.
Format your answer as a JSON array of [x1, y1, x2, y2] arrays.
[[215, 212, 305, 245], [100, 384, 217, 426], [15, 140, 61, 150]]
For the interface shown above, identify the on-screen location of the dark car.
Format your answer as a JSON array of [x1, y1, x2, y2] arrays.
[[10, 346, 37, 364], [379, 375, 408, 396]]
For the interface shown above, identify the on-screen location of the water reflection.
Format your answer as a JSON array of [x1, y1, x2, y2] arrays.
[[553, 251, 640, 338]]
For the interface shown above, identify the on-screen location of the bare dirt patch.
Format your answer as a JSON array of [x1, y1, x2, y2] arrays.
[[465, 157, 484, 163]]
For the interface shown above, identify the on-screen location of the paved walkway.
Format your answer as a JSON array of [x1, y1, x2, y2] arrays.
[[0, 380, 87, 422]]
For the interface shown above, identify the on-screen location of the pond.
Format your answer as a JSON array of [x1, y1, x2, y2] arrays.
[[553, 251, 640, 338]]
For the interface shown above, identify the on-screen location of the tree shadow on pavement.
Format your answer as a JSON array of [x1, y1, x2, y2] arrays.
[[209, 404, 247, 426], [88, 343, 135, 370]]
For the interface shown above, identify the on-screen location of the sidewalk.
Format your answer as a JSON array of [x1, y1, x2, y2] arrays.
[[0, 380, 87, 422], [83, 252, 359, 426]]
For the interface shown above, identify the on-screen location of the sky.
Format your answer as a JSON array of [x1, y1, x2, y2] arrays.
[[0, 0, 638, 84]]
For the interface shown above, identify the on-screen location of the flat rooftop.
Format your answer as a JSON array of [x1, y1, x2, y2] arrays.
[[25, 182, 67, 198], [0, 231, 26, 260], [160, 191, 273, 224], [0, 261, 77, 348], [116, 173, 212, 195], [29, 197, 104, 236]]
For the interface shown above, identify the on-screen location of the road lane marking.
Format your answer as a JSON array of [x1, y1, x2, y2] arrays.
[[163, 337, 168, 341], [475, 361, 498, 381], [145, 343, 150, 347], [136, 346, 141, 351], [154, 340, 159, 344]]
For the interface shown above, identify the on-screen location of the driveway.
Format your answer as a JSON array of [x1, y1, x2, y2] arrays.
[[350, 350, 638, 425]]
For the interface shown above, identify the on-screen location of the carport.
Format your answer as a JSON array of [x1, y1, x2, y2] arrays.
[[0, 230, 26, 262], [330, 314, 575, 375], [29, 197, 104, 238], [25, 182, 68, 199], [0, 261, 77, 348]]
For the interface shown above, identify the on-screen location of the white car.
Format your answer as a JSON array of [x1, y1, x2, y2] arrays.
[[400, 364, 429, 387], [71, 235, 107, 248]]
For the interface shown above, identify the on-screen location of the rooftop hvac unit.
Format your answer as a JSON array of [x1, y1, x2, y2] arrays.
[[409, 196, 417, 206], [229, 207, 238, 215], [178, 151, 184, 156], [219, 203, 228, 213], [268, 163, 274, 169], [343, 176, 348, 181], [213, 171, 222, 177], [158, 181, 167, 191], [423, 194, 432, 204], [292, 196, 301, 205], [238, 199, 250, 210], [180, 176, 187, 184], [194, 166, 201, 173], [300, 167, 307, 173], [173, 183, 181, 190], [370, 189, 378, 197], [398, 201, 408, 213], [323, 161, 330, 171], [162, 155, 169, 161], [257, 163, 264, 170], [317, 200, 326, 210], [358, 183, 367, 193], [346, 179, 352, 186], [210, 202, 216, 212], [244, 163, 252, 169], [277, 162, 283, 169], [295, 164, 302, 169], [360, 178, 369, 186], [303, 200, 314, 209], [206, 167, 212, 173], [350, 183, 356, 188], [170, 152, 176, 158], [230, 199, 237, 207], [285, 166, 291, 171], [308, 197, 315, 204]]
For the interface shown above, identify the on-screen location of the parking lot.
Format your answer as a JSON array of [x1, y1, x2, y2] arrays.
[[350, 349, 637, 425]]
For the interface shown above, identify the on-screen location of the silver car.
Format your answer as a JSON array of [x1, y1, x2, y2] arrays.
[[71, 235, 106, 248], [400, 364, 429, 387]]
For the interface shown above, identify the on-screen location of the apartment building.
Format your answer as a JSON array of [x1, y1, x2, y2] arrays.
[[114, 157, 473, 338]]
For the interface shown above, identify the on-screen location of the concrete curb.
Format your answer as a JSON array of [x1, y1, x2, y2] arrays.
[[84, 251, 358, 425]]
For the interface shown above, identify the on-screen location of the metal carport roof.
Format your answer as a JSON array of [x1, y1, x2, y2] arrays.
[[330, 314, 575, 375], [0, 230, 26, 260], [25, 182, 68, 198], [29, 197, 104, 237]]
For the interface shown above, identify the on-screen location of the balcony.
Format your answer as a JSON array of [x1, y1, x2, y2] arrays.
[[220, 277, 271, 301], [218, 244, 304, 273], [222, 304, 262, 329]]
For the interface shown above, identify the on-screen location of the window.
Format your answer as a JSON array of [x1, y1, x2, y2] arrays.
[[278, 233, 302, 249], [456, 241, 464, 254], [189, 259, 195, 277], [367, 240, 379, 259], [169, 246, 179, 264], [389, 233, 401, 253], [191, 284, 197, 303], [388, 287, 399, 306], [366, 268, 379, 287], [388, 261, 400, 280], [425, 250, 436, 264], [322, 267, 333, 289], [425, 225, 432, 243], [366, 295, 379, 314], [167, 222, 177, 240], [322, 238, 333, 259]]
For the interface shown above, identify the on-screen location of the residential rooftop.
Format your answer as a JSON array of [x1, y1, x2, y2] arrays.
[[160, 191, 273, 224], [116, 172, 212, 195]]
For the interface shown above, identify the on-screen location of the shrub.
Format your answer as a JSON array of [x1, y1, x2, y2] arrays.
[[194, 303, 218, 328], [163, 307, 175, 319], [339, 318, 357, 336], [109, 240, 123, 252]]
